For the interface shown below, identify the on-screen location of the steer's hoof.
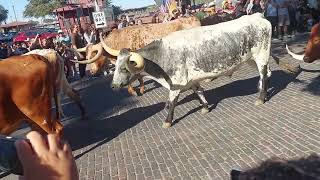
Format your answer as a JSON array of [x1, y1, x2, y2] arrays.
[[162, 122, 172, 129], [201, 107, 210, 114], [254, 99, 264, 106], [140, 87, 145, 95], [130, 91, 138, 96]]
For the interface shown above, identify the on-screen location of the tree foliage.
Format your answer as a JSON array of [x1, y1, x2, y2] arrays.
[[105, 0, 112, 7], [112, 5, 123, 18], [23, 0, 65, 18], [0, 5, 8, 23], [105, 0, 122, 17]]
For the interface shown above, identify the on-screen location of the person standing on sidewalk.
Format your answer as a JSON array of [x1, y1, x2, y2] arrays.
[[245, 0, 263, 14], [276, 0, 290, 40], [83, 24, 94, 45], [265, 0, 279, 39], [288, 0, 299, 37], [71, 25, 86, 79]]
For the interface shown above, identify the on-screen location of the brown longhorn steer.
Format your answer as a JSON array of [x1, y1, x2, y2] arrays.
[[73, 16, 201, 96], [286, 23, 320, 63], [25, 49, 86, 118], [0, 55, 63, 135]]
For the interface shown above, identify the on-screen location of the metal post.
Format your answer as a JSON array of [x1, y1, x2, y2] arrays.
[[94, 0, 100, 12], [12, 5, 19, 30]]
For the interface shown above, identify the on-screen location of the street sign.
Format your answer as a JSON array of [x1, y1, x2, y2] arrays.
[[92, 11, 107, 29]]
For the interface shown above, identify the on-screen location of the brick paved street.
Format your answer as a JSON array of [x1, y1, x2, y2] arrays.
[[2, 33, 320, 180]]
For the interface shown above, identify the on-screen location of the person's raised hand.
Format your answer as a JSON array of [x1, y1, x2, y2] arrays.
[[15, 131, 78, 180]]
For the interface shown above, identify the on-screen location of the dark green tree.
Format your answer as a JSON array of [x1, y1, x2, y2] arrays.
[[112, 5, 123, 18], [105, 0, 112, 7], [0, 5, 8, 24], [23, 0, 65, 18]]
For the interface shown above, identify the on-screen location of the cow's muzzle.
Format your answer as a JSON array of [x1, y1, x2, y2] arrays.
[[303, 56, 313, 63]]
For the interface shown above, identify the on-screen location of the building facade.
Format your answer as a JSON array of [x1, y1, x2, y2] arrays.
[[53, 0, 113, 32], [0, 21, 37, 33]]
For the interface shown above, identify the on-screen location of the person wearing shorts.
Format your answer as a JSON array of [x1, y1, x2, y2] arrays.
[[265, 0, 279, 39], [277, 0, 290, 40]]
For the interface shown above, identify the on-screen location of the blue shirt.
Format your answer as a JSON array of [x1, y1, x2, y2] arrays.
[[277, 0, 289, 15], [266, 1, 277, 17], [58, 35, 71, 45]]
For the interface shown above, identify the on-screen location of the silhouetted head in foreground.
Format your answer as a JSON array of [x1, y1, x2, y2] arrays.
[[231, 154, 320, 180]]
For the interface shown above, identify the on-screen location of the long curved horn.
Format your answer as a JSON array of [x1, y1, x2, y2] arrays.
[[99, 33, 120, 57], [77, 47, 87, 52], [66, 47, 85, 60], [126, 52, 145, 74], [286, 44, 304, 61], [71, 44, 103, 64]]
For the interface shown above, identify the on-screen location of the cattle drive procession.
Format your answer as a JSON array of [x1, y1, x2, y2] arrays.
[[0, 0, 320, 180]]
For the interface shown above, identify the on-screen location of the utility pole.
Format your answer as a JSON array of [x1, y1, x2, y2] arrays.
[[12, 5, 19, 30], [94, 0, 100, 12], [12, 5, 18, 22]]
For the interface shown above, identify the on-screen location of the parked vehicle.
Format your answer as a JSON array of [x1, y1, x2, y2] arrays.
[[13, 29, 58, 43], [0, 32, 18, 42]]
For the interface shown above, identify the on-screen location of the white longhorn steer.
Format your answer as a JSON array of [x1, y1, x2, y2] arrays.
[[102, 13, 273, 128]]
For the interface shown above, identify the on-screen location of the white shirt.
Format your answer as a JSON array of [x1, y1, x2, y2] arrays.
[[84, 31, 94, 44]]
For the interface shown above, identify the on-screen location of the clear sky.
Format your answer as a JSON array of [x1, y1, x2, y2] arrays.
[[0, 0, 156, 23], [0, 0, 28, 22], [112, 0, 155, 9]]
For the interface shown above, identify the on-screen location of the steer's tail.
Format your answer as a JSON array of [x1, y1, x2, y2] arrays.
[[51, 66, 60, 121]]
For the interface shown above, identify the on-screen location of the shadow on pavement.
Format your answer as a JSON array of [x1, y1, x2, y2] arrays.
[[173, 70, 301, 125], [63, 76, 166, 157], [303, 75, 320, 96], [300, 68, 320, 96], [143, 81, 162, 94], [65, 102, 165, 159]]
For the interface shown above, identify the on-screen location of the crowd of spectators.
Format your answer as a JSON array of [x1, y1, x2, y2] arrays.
[[145, 0, 319, 41], [114, 0, 319, 38], [263, 0, 319, 40], [0, 23, 100, 80]]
